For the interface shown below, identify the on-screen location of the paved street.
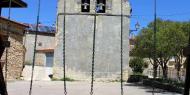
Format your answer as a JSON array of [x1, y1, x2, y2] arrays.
[[7, 81, 181, 95]]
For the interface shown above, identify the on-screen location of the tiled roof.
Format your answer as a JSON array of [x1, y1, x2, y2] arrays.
[[27, 24, 56, 33]]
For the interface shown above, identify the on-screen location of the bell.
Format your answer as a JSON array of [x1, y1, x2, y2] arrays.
[[98, 3, 105, 10], [82, 3, 89, 10]]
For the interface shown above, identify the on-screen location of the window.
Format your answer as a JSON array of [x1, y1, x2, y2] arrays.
[[81, 0, 90, 12], [96, 0, 106, 13]]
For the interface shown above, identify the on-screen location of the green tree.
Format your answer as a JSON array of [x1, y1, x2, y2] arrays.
[[132, 19, 188, 79], [132, 26, 158, 77], [129, 57, 148, 74], [172, 22, 188, 80]]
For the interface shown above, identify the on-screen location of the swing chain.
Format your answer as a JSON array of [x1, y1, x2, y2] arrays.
[[29, 0, 41, 95], [63, 0, 67, 95], [90, 0, 98, 95], [90, 16, 96, 95], [63, 16, 67, 95]]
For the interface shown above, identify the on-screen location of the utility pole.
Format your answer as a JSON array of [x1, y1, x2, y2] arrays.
[[183, 22, 190, 95]]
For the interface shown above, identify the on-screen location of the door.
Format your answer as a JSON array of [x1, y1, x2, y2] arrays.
[[45, 52, 54, 80], [46, 52, 54, 67]]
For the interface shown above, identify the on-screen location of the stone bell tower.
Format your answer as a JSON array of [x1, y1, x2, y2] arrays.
[[54, 0, 131, 80]]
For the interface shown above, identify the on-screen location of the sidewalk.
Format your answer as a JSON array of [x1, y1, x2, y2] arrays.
[[7, 81, 181, 95]]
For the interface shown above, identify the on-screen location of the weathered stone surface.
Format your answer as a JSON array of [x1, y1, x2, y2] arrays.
[[1, 34, 26, 80], [0, 17, 27, 80], [54, 0, 130, 80], [24, 33, 55, 65]]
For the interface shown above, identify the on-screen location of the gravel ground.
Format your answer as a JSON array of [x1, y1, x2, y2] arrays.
[[6, 81, 181, 95]]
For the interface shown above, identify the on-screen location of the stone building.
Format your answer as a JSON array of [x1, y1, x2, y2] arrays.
[[23, 24, 56, 80], [0, 16, 28, 80], [54, 0, 131, 80]]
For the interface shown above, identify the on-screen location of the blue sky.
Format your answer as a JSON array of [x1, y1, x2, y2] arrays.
[[130, 0, 190, 34], [2, 0, 190, 34], [2, 0, 57, 26]]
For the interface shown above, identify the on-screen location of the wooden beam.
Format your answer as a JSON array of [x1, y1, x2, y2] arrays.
[[0, 0, 27, 8]]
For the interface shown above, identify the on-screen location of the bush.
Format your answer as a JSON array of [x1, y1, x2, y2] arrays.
[[127, 74, 148, 83], [143, 78, 184, 93], [129, 57, 148, 74]]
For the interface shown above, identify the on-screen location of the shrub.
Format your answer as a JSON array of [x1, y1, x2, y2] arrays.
[[143, 78, 184, 93], [129, 57, 148, 74], [127, 74, 148, 83]]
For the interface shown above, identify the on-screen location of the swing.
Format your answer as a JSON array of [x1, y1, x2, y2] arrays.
[[29, 0, 125, 95]]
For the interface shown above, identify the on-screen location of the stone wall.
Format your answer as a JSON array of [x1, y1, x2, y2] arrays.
[[1, 34, 26, 80], [54, 0, 131, 80], [24, 33, 55, 65], [0, 17, 27, 80]]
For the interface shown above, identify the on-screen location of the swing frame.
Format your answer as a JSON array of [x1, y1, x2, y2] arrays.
[[56, 0, 129, 95]]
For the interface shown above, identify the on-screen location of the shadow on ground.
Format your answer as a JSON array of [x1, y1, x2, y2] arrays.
[[124, 83, 181, 95]]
